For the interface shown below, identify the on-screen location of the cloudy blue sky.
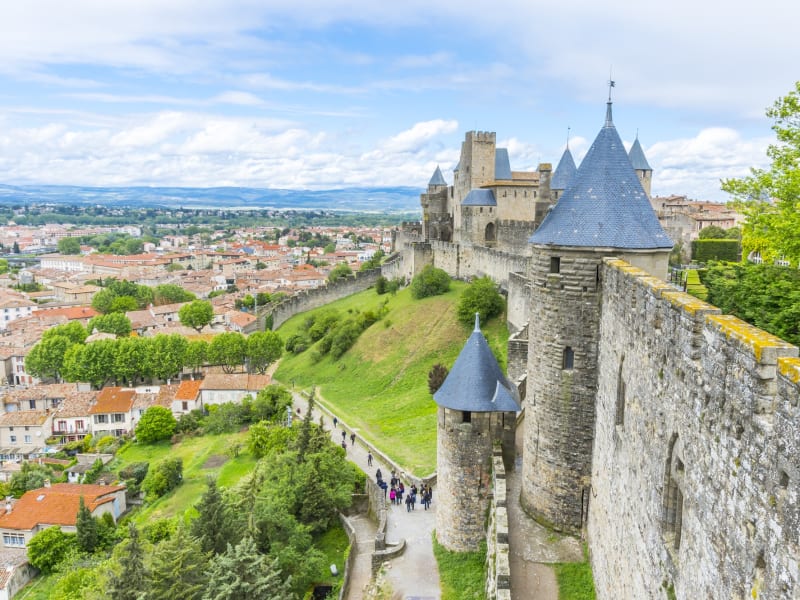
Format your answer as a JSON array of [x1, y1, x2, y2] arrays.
[[0, 0, 796, 201]]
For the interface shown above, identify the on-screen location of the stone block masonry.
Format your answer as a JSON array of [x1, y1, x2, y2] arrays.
[[589, 258, 800, 599]]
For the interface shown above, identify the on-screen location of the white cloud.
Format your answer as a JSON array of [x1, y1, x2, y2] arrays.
[[382, 120, 459, 154], [646, 128, 771, 201]]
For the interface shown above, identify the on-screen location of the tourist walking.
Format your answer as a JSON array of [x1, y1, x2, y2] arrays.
[[350, 432, 356, 447], [333, 416, 338, 428], [390, 487, 396, 505], [341, 440, 347, 452], [341, 430, 346, 442], [367, 452, 373, 466], [405, 493, 412, 512]]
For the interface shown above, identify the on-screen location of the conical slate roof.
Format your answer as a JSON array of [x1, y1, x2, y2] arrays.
[[551, 147, 578, 190], [628, 137, 652, 171], [529, 103, 672, 250], [433, 315, 520, 412], [429, 165, 447, 186], [495, 149, 512, 180], [462, 189, 496, 206]]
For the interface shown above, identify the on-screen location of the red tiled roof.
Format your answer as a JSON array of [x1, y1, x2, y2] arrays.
[[89, 388, 135, 414], [175, 379, 202, 401], [0, 483, 125, 530]]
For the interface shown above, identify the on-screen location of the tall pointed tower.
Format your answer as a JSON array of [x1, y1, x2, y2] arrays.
[[434, 315, 519, 551], [520, 98, 672, 532], [628, 134, 653, 198], [550, 144, 578, 203], [420, 165, 453, 242]]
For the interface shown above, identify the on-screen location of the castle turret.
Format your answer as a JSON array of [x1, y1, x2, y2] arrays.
[[453, 131, 497, 243], [520, 99, 672, 533], [434, 315, 519, 551], [550, 146, 578, 202], [421, 165, 452, 242], [628, 134, 653, 198]]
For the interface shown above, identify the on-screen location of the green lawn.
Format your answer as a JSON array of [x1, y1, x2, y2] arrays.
[[112, 431, 253, 523], [432, 532, 486, 600], [274, 283, 508, 477]]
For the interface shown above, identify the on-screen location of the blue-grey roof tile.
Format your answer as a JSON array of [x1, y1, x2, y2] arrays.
[[628, 137, 652, 171], [462, 189, 497, 206], [434, 315, 520, 412], [551, 147, 578, 190], [429, 165, 447, 186], [495, 148, 512, 180], [529, 103, 672, 250]]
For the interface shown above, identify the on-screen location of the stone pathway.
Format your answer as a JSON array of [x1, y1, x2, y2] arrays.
[[507, 417, 583, 600], [292, 390, 440, 600]]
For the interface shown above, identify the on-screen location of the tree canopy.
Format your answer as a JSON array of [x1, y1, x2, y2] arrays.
[[410, 264, 451, 299], [136, 406, 178, 444], [88, 313, 132, 337], [179, 300, 214, 332], [456, 276, 504, 326], [722, 81, 800, 266], [57, 237, 81, 255]]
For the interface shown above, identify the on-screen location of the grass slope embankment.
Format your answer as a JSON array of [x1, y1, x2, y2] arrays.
[[273, 281, 508, 476]]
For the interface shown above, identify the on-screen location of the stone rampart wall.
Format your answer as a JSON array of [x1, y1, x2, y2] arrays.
[[588, 258, 800, 599], [269, 269, 381, 329], [485, 449, 512, 600], [496, 220, 535, 257], [506, 271, 530, 333]]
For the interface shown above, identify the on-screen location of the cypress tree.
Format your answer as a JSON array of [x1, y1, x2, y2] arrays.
[[108, 523, 148, 600], [201, 536, 290, 600], [76, 496, 99, 553], [147, 526, 208, 600], [191, 478, 230, 555]]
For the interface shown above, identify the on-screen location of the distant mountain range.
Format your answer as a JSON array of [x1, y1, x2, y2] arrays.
[[0, 184, 422, 214]]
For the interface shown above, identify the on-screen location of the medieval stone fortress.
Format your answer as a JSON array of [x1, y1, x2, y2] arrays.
[[387, 99, 800, 599]]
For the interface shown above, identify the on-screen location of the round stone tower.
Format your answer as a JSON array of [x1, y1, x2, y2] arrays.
[[520, 100, 672, 533], [434, 315, 519, 551]]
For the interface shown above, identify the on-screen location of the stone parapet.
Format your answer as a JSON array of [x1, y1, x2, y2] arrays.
[[486, 449, 511, 600]]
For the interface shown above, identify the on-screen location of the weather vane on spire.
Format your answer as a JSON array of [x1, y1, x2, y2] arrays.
[[566, 126, 571, 149], [608, 68, 615, 102]]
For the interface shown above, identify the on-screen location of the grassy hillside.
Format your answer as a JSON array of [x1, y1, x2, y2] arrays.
[[274, 281, 508, 476]]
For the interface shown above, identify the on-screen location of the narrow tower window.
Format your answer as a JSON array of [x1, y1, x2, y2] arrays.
[[462, 411, 472, 423], [615, 357, 626, 426], [663, 434, 685, 552], [562, 347, 574, 370], [550, 256, 561, 273]]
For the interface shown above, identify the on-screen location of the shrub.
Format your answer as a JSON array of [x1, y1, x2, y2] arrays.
[[175, 409, 202, 434], [142, 457, 183, 500], [135, 406, 177, 444], [456, 276, 505, 326], [27, 526, 77, 573], [691, 239, 740, 262], [410, 265, 450, 299], [119, 461, 149, 484], [375, 276, 388, 295]]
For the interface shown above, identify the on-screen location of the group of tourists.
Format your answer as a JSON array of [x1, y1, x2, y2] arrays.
[[332, 412, 433, 513]]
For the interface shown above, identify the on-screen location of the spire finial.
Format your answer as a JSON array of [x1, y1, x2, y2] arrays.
[[605, 77, 615, 127], [474, 313, 481, 332], [566, 126, 571, 150]]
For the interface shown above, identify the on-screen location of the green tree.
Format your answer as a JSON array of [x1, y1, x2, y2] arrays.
[[209, 332, 247, 373], [12, 241, 19, 253], [27, 526, 77, 573], [148, 526, 209, 600], [153, 284, 196, 305], [697, 225, 728, 239], [136, 406, 177, 444], [25, 335, 76, 381], [252, 385, 293, 422], [410, 264, 451, 299], [58, 237, 82, 255], [112, 337, 148, 386], [192, 478, 230, 556], [246, 331, 283, 374], [202, 536, 291, 600], [723, 81, 800, 266], [9, 462, 56, 497], [179, 300, 214, 333], [107, 523, 148, 600], [76, 496, 100, 554], [108, 295, 139, 313], [327, 262, 352, 283], [185, 340, 208, 375], [149, 334, 188, 381], [142, 457, 183, 499], [456, 276, 505, 326], [87, 313, 132, 337], [42, 321, 88, 344]]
